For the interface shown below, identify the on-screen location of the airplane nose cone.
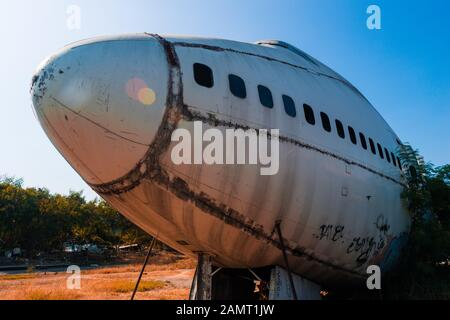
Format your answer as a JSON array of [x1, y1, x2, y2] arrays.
[[31, 35, 169, 185]]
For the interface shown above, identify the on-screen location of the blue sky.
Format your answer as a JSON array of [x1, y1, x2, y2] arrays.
[[1, 0, 449, 200]]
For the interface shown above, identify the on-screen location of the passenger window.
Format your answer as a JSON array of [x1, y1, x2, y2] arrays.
[[348, 126, 357, 145], [391, 152, 397, 166], [282, 95, 296, 117], [335, 119, 345, 139], [303, 104, 315, 125], [320, 112, 331, 132], [377, 143, 384, 159], [369, 138, 376, 155], [228, 74, 247, 99], [397, 157, 402, 169], [193, 63, 214, 88], [258, 85, 273, 108], [359, 133, 367, 150], [384, 148, 391, 163]]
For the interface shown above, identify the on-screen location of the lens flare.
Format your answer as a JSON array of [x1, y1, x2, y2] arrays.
[[138, 87, 156, 105], [125, 77, 156, 106]]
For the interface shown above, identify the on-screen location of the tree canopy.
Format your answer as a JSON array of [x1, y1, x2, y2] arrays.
[[383, 146, 450, 299], [0, 176, 152, 256]]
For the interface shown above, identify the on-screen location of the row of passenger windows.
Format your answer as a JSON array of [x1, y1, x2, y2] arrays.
[[193, 63, 403, 171]]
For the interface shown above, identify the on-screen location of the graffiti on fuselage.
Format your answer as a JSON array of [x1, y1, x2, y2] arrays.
[[312, 224, 345, 242], [313, 214, 392, 266]]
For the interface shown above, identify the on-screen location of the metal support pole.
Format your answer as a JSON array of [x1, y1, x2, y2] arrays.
[[196, 253, 212, 300], [275, 220, 298, 300], [131, 236, 157, 300]]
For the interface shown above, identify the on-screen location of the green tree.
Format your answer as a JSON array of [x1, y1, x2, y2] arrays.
[[384, 146, 450, 299], [0, 177, 152, 257]]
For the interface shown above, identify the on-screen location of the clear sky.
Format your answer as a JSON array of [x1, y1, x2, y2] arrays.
[[1, 0, 449, 200]]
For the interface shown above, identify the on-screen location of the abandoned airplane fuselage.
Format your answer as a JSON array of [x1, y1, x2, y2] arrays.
[[31, 34, 411, 287]]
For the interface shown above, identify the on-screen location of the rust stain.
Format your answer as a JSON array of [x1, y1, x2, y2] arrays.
[[31, 65, 56, 108]]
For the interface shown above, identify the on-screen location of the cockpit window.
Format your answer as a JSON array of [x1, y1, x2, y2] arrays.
[[193, 63, 213, 88], [228, 74, 247, 99]]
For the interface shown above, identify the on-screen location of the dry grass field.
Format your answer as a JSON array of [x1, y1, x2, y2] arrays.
[[0, 254, 196, 300]]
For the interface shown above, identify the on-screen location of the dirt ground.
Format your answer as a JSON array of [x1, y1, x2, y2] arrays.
[[0, 254, 196, 300]]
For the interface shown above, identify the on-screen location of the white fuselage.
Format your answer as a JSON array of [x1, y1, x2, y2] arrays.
[[31, 34, 410, 286]]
